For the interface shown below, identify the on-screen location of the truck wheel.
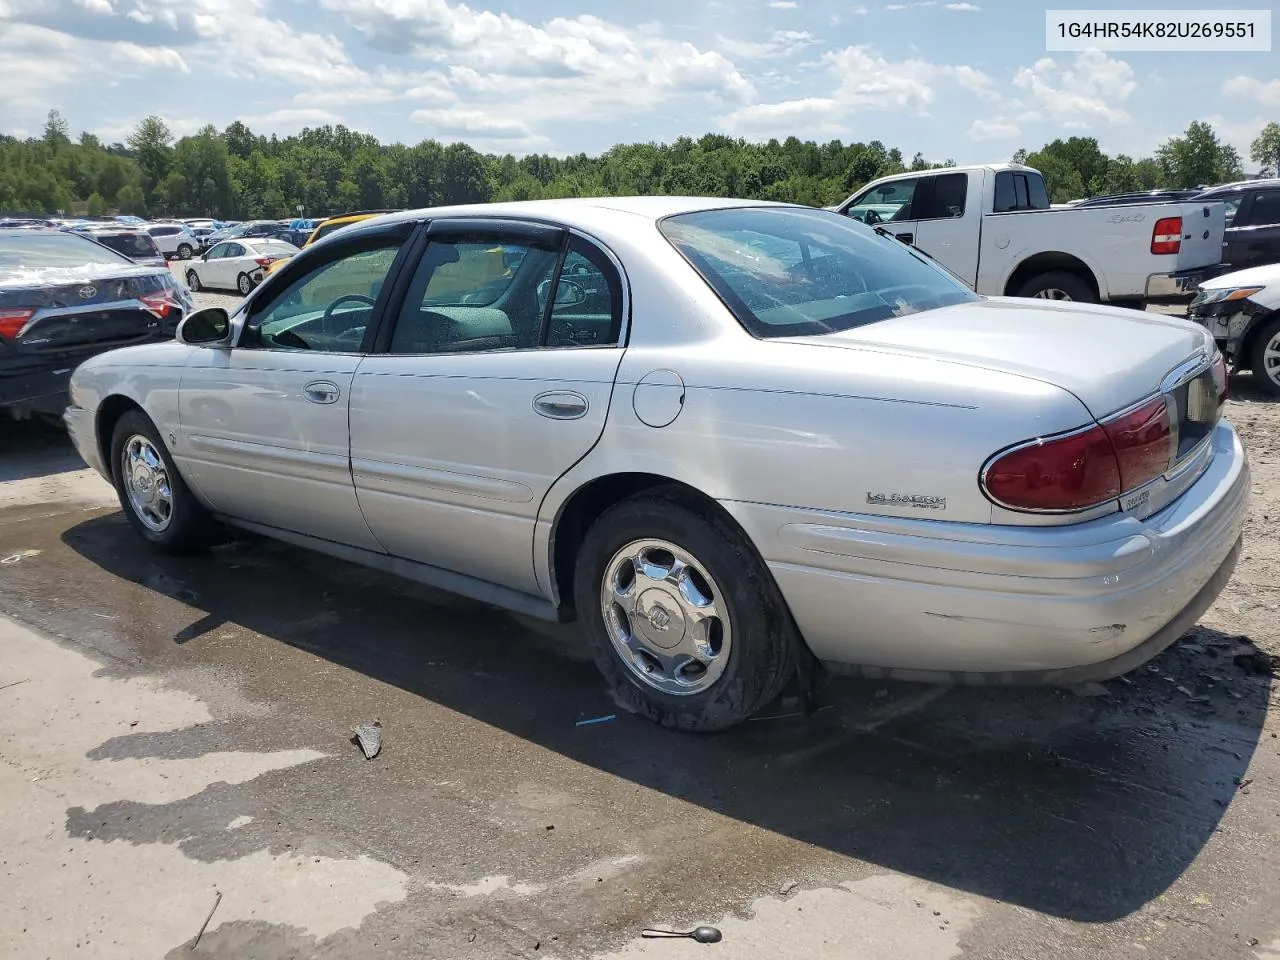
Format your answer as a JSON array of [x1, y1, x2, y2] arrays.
[[573, 490, 796, 732], [1017, 271, 1097, 303], [1249, 315, 1280, 397]]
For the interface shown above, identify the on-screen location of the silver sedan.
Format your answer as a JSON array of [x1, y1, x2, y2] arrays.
[[63, 197, 1249, 730]]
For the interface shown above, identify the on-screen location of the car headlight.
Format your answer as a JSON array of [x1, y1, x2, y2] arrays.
[[1191, 285, 1264, 308]]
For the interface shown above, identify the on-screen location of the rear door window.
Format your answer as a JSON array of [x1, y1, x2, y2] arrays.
[[914, 173, 967, 220], [1243, 190, 1280, 227]]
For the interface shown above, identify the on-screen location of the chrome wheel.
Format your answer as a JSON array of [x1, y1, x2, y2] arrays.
[[237, 273, 252, 295], [1263, 331, 1280, 388], [121, 435, 173, 533], [600, 539, 731, 696], [1032, 288, 1073, 300]]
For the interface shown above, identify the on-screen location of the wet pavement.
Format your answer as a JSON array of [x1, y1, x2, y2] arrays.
[[1, 415, 1278, 959]]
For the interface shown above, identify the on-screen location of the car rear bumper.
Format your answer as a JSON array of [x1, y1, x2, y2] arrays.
[[0, 361, 79, 418], [1146, 264, 1231, 303], [722, 420, 1249, 683]]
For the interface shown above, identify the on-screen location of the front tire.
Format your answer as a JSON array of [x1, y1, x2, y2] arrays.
[[1016, 271, 1097, 303], [1249, 314, 1280, 397], [573, 491, 796, 732], [177, 243, 193, 260], [236, 272, 253, 296], [110, 409, 216, 555], [186, 270, 202, 292]]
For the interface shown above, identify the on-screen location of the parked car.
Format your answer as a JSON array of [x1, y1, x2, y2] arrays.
[[72, 226, 169, 268], [183, 238, 300, 295], [145, 223, 200, 260], [188, 226, 219, 250], [62, 199, 1248, 730], [1188, 262, 1280, 395], [183, 218, 224, 232], [833, 163, 1228, 309], [202, 220, 290, 248], [1071, 189, 1206, 208], [1, 228, 192, 420], [1193, 179, 1280, 273], [264, 210, 396, 276]]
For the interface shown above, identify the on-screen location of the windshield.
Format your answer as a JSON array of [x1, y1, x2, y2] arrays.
[[0, 231, 134, 269], [659, 206, 978, 338], [94, 233, 161, 260]]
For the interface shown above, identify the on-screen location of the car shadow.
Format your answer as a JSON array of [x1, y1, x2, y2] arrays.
[[0, 419, 85, 483], [1229, 370, 1280, 404], [57, 513, 1270, 924]]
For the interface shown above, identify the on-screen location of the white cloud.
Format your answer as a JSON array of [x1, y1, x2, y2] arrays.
[[885, 1, 935, 9], [717, 29, 817, 60], [767, 0, 798, 7], [74, 0, 113, 12], [944, 2, 980, 10], [969, 118, 1020, 140], [1013, 50, 1135, 126], [1222, 76, 1280, 108]]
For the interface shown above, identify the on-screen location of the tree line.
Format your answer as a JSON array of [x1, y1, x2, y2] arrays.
[[3, 109, 1277, 221]]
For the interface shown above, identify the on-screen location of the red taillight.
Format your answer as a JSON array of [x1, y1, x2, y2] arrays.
[[139, 290, 177, 319], [1102, 397, 1172, 491], [983, 426, 1121, 512], [1151, 216, 1182, 255], [0, 308, 35, 339], [254, 257, 275, 267]]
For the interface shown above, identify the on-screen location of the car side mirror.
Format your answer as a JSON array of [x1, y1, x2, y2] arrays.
[[538, 278, 587, 306], [177, 307, 231, 347]]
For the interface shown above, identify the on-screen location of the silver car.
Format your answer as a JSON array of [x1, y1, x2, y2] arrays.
[[63, 198, 1249, 730]]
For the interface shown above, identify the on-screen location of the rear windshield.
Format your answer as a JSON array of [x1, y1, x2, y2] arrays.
[[659, 206, 978, 339], [0, 231, 134, 269], [310, 220, 352, 242], [93, 233, 161, 260], [250, 240, 300, 256]]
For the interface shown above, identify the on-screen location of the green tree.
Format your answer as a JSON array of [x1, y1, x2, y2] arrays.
[[126, 116, 173, 201], [86, 191, 107, 216], [1156, 121, 1243, 188], [115, 182, 147, 217], [1250, 122, 1280, 177], [43, 110, 70, 150], [1024, 149, 1086, 202]]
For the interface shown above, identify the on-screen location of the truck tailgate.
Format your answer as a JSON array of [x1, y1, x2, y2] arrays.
[[1166, 199, 1226, 271]]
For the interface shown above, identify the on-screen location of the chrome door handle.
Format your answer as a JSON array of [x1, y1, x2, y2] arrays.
[[303, 380, 341, 404], [533, 391, 588, 420]]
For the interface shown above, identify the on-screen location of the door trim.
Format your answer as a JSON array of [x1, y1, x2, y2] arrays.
[[212, 513, 568, 622]]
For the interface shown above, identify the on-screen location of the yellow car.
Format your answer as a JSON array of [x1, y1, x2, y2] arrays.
[[264, 210, 399, 275]]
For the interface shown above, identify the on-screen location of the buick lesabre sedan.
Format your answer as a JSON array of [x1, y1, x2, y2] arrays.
[[63, 198, 1249, 731]]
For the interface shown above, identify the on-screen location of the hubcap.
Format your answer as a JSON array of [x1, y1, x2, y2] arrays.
[[1264, 332, 1280, 388], [600, 539, 731, 696], [121, 435, 173, 533], [1032, 288, 1073, 301], [239, 276, 250, 294]]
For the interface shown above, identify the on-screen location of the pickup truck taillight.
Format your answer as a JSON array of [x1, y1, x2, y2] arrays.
[[982, 398, 1173, 512], [0, 308, 35, 339], [1151, 217, 1182, 255], [139, 290, 178, 319]]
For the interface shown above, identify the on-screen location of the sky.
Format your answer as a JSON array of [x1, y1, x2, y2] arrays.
[[0, 0, 1276, 165]]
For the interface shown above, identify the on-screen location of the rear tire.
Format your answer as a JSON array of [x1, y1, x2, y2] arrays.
[[1016, 271, 1097, 303], [110, 409, 217, 555], [1249, 314, 1280, 397], [186, 270, 202, 292], [177, 243, 193, 260], [236, 272, 253, 296], [573, 490, 796, 732]]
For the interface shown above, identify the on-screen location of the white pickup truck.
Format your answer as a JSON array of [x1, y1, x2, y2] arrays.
[[832, 163, 1227, 308]]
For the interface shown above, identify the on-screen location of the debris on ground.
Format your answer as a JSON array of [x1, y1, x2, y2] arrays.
[[779, 880, 798, 896], [190, 890, 222, 950], [575, 714, 616, 726], [641, 925, 723, 943], [1231, 639, 1279, 676], [351, 720, 382, 759]]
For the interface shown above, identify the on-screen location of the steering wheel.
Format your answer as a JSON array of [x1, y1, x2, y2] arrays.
[[323, 294, 376, 324], [864, 209, 883, 225]]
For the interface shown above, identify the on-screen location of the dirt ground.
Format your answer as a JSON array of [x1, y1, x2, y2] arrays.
[[0, 359, 1277, 960]]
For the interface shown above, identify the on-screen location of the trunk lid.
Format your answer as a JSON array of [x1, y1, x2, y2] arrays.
[[780, 296, 1211, 418]]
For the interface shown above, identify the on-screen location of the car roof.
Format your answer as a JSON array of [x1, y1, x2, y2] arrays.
[[1199, 178, 1280, 197], [351, 196, 789, 236]]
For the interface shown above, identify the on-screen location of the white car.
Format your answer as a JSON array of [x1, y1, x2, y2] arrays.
[[63, 198, 1249, 731], [145, 223, 200, 261], [835, 164, 1227, 308], [184, 238, 300, 295], [1188, 261, 1280, 395]]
